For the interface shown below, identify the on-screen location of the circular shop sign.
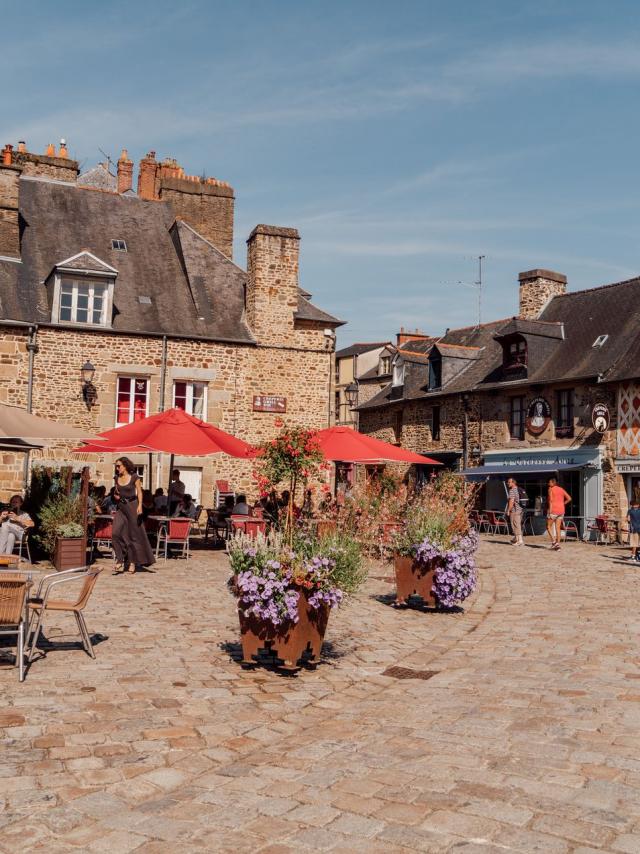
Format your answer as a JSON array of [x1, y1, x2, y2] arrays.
[[526, 396, 551, 436], [592, 403, 610, 434]]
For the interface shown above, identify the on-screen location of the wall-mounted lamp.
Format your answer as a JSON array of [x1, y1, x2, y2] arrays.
[[81, 360, 98, 410], [345, 381, 359, 409]]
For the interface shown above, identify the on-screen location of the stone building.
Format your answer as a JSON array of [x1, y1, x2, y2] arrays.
[[334, 341, 390, 427], [0, 140, 342, 501], [358, 269, 640, 529]]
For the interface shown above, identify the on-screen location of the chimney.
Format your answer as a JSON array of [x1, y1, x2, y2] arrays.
[[117, 148, 133, 194], [518, 269, 567, 319], [17, 141, 26, 153], [246, 225, 300, 346], [137, 151, 159, 200], [12, 140, 78, 182], [0, 150, 22, 258], [396, 327, 431, 346]]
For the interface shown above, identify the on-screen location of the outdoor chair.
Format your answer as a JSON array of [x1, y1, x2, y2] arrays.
[[12, 530, 32, 564], [155, 518, 192, 561], [92, 518, 114, 559], [562, 519, 580, 541], [486, 510, 510, 536], [215, 480, 235, 510], [0, 573, 31, 681], [229, 514, 252, 535], [586, 515, 615, 545], [476, 512, 491, 533], [192, 505, 205, 534], [27, 566, 103, 662], [468, 510, 480, 530]]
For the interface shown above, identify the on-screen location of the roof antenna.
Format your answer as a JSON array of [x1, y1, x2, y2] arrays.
[[440, 254, 486, 328], [98, 148, 115, 174]]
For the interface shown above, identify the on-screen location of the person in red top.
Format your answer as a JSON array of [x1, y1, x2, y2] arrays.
[[547, 477, 571, 550]]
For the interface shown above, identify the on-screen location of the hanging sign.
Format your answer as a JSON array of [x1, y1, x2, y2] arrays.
[[592, 403, 610, 433], [526, 396, 551, 436], [253, 395, 287, 413]]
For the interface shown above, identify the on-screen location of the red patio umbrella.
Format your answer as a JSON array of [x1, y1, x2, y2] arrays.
[[314, 426, 441, 465], [74, 408, 255, 457]]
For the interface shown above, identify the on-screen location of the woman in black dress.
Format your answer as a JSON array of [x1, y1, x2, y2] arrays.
[[112, 457, 156, 574]]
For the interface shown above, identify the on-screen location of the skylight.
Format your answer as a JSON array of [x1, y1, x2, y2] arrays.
[[138, 296, 152, 305], [111, 239, 127, 251], [592, 334, 608, 348]]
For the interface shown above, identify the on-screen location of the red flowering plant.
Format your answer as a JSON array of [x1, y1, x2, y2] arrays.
[[254, 423, 327, 543]]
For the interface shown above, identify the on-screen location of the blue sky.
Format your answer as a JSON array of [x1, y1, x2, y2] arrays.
[[3, 1, 640, 345]]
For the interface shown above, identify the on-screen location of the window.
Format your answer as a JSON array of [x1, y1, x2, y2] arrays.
[[173, 381, 207, 419], [592, 334, 608, 348], [380, 355, 391, 375], [429, 356, 442, 389], [111, 239, 127, 251], [504, 336, 527, 370], [556, 389, 574, 438], [431, 405, 441, 441], [335, 391, 341, 422], [510, 396, 525, 440], [58, 278, 108, 325], [116, 376, 149, 426], [392, 359, 405, 387]]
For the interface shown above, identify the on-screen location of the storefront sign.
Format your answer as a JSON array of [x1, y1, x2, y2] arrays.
[[253, 395, 287, 413], [615, 460, 640, 474], [526, 396, 551, 436], [592, 403, 610, 433]]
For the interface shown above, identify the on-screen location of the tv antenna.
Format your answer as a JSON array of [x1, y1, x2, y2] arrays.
[[98, 147, 115, 174], [440, 255, 486, 328]]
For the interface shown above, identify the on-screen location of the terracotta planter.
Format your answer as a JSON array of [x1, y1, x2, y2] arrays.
[[316, 520, 337, 539], [238, 589, 330, 672], [393, 554, 437, 606], [53, 537, 87, 572]]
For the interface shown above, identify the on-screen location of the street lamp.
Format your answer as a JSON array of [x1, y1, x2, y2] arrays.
[[81, 360, 98, 410], [345, 382, 359, 409]]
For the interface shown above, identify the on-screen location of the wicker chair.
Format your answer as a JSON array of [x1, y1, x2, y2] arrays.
[[27, 566, 103, 662], [0, 573, 31, 681]]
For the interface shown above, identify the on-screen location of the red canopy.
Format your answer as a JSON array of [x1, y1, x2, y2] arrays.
[[314, 426, 441, 465], [74, 408, 254, 458]]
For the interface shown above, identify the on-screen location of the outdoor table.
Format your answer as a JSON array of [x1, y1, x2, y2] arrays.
[[0, 555, 20, 569]]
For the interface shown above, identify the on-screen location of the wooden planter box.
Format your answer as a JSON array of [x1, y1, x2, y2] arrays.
[[53, 537, 87, 572], [238, 589, 330, 672], [393, 554, 437, 607]]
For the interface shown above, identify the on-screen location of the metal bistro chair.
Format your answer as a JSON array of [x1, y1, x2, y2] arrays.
[[92, 517, 114, 561], [0, 573, 31, 681], [192, 505, 205, 535], [156, 518, 192, 561], [27, 566, 103, 662], [13, 529, 32, 565], [486, 510, 510, 537]]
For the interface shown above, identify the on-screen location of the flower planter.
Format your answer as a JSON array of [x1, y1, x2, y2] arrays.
[[238, 588, 330, 672], [53, 536, 87, 572], [393, 554, 437, 607]]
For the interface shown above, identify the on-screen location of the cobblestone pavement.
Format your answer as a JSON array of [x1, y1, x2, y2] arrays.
[[1, 536, 640, 853]]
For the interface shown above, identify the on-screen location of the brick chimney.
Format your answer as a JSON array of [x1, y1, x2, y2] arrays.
[[137, 151, 159, 200], [396, 327, 431, 346], [117, 149, 133, 194], [518, 269, 567, 319], [246, 225, 300, 346], [0, 147, 22, 258], [11, 139, 79, 182]]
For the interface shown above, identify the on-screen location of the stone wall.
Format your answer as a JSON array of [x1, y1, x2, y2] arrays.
[[0, 324, 332, 503], [0, 165, 21, 257], [246, 226, 300, 348], [518, 269, 567, 320]]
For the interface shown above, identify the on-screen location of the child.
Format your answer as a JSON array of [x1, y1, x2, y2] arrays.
[[626, 499, 640, 561]]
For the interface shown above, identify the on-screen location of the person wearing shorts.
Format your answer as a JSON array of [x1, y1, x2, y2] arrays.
[[626, 500, 640, 562], [547, 477, 571, 550]]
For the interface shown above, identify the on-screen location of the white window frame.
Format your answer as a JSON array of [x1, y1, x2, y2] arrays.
[[172, 380, 208, 419], [115, 376, 150, 427], [52, 274, 114, 328]]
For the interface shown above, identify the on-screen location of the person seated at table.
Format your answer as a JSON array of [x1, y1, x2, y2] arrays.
[[153, 488, 168, 514], [218, 495, 235, 518], [172, 493, 197, 520], [92, 485, 107, 514], [101, 486, 119, 514], [141, 489, 155, 519], [232, 493, 250, 515], [0, 495, 34, 555]]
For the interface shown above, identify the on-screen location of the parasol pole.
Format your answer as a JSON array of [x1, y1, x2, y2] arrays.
[[167, 453, 174, 509]]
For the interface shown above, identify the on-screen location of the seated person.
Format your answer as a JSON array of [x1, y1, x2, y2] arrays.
[[0, 495, 35, 555], [172, 493, 197, 520], [153, 488, 168, 514], [141, 489, 155, 519], [232, 493, 250, 516], [92, 485, 107, 513], [219, 495, 235, 518]]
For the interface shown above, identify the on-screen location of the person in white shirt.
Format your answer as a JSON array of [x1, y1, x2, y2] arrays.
[[172, 494, 197, 520], [0, 495, 35, 555], [153, 488, 168, 514], [232, 494, 250, 515]]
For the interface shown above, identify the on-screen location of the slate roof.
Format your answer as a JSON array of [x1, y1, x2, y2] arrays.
[[77, 163, 117, 192], [360, 273, 640, 410], [0, 176, 341, 342], [336, 341, 389, 359]]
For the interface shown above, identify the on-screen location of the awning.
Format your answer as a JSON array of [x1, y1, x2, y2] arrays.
[[458, 462, 589, 480]]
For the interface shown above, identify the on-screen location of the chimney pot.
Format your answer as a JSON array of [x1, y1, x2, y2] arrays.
[[2, 144, 13, 166], [17, 140, 26, 153], [46, 142, 55, 157], [59, 139, 68, 158]]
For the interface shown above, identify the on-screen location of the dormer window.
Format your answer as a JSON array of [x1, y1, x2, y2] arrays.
[[392, 358, 405, 387], [428, 355, 442, 390], [58, 279, 109, 325], [380, 355, 391, 375], [503, 335, 527, 371]]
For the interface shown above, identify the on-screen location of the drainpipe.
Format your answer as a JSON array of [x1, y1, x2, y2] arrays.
[[462, 394, 470, 471], [156, 335, 168, 490], [23, 326, 39, 488]]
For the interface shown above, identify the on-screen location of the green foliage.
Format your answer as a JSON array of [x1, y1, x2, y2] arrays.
[[36, 493, 84, 558], [316, 531, 367, 595]]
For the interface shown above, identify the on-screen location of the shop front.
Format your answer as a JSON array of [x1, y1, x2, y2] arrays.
[[461, 447, 603, 535], [615, 459, 640, 507]]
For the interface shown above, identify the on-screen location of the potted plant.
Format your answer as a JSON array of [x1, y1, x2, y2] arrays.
[[36, 494, 86, 571], [392, 473, 479, 609]]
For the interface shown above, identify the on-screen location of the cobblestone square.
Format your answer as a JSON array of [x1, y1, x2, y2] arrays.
[[1, 536, 640, 852]]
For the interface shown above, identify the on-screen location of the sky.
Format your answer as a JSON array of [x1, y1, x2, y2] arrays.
[[3, 0, 640, 346]]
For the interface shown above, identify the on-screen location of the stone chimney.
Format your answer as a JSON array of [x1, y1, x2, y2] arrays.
[[246, 225, 300, 346], [396, 327, 431, 347], [117, 149, 133, 194], [137, 151, 159, 200], [518, 269, 567, 319], [11, 139, 78, 182], [0, 147, 22, 258]]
